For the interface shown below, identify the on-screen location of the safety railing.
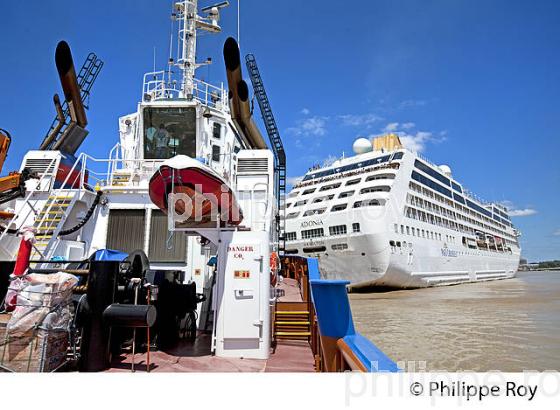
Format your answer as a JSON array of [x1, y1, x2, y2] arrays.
[[0, 157, 58, 244], [141, 70, 227, 109]]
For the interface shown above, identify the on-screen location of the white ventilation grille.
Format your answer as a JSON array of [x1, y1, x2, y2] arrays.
[[237, 158, 269, 174], [22, 158, 57, 175]]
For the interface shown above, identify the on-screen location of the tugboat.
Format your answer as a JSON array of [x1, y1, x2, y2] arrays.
[[0, 1, 398, 373]]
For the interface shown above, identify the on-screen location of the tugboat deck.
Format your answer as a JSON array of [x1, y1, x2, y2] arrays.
[[108, 279, 316, 373]]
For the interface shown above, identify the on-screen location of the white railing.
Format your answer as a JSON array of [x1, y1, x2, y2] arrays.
[[141, 70, 228, 110], [0, 157, 58, 244]]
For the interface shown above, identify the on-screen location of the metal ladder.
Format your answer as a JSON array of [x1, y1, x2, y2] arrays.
[[245, 54, 287, 254], [40, 53, 104, 150]]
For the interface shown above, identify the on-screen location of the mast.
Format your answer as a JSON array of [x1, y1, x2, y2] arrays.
[[172, 1, 229, 98]]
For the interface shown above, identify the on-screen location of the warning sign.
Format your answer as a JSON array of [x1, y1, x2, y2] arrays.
[[234, 270, 251, 279]]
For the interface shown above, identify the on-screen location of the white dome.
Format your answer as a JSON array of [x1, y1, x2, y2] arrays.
[[439, 164, 452, 177], [353, 138, 373, 154]]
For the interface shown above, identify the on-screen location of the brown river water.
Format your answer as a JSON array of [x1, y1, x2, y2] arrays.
[[349, 271, 560, 371]]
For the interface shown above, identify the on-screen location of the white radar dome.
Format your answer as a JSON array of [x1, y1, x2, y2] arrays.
[[439, 165, 452, 177], [353, 138, 373, 154]]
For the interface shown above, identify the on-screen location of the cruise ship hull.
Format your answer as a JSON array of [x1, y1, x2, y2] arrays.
[[313, 233, 519, 289]]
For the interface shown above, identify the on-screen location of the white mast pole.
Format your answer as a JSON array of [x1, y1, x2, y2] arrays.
[[177, 0, 198, 97]]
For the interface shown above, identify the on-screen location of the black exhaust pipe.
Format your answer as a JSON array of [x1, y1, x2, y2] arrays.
[[223, 37, 266, 149], [55, 41, 87, 128]]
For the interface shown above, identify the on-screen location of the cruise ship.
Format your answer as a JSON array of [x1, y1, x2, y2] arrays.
[[283, 134, 521, 288]]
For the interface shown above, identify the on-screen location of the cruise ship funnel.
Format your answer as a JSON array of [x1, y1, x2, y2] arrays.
[[223, 37, 267, 149]]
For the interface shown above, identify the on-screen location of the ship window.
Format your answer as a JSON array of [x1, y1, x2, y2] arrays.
[[212, 145, 221, 161], [451, 181, 462, 192], [285, 249, 299, 254], [148, 210, 187, 262], [319, 182, 341, 191], [143, 106, 196, 159], [313, 194, 334, 203], [360, 185, 390, 194], [301, 228, 324, 239], [285, 232, 297, 241], [332, 243, 348, 250], [346, 178, 361, 186], [329, 225, 347, 236], [338, 190, 354, 198], [294, 200, 308, 207], [352, 223, 360, 233], [286, 212, 300, 219], [302, 188, 316, 195], [303, 208, 326, 216], [411, 170, 452, 199], [331, 204, 347, 212], [414, 159, 450, 186], [353, 199, 381, 208], [106, 210, 146, 254], [365, 173, 395, 182], [392, 152, 404, 160], [212, 122, 222, 139], [303, 246, 326, 253]]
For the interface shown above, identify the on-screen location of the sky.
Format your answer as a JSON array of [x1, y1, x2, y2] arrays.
[[0, 0, 559, 261]]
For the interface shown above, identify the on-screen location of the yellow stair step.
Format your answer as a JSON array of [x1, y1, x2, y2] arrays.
[[275, 321, 310, 325], [275, 311, 309, 315], [275, 331, 311, 336]]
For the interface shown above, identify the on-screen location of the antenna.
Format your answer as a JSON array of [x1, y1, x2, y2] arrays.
[[172, 1, 229, 97]]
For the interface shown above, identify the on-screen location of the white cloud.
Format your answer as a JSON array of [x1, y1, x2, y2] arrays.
[[499, 201, 538, 217], [553, 229, 560, 236], [397, 131, 434, 153], [508, 208, 537, 217], [338, 113, 382, 127], [383, 122, 399, 132], [287, 175, 303, 186], [301, 108, 310, 115], [401, 122, 415, 130], [287, 116, 328, 137]]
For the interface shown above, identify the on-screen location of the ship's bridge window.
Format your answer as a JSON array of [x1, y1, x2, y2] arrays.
[[143, 106, 196, 159]]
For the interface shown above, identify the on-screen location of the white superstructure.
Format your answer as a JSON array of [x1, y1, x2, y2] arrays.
[[0, 1, 279, 358], [284, 134, 521, 288]]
